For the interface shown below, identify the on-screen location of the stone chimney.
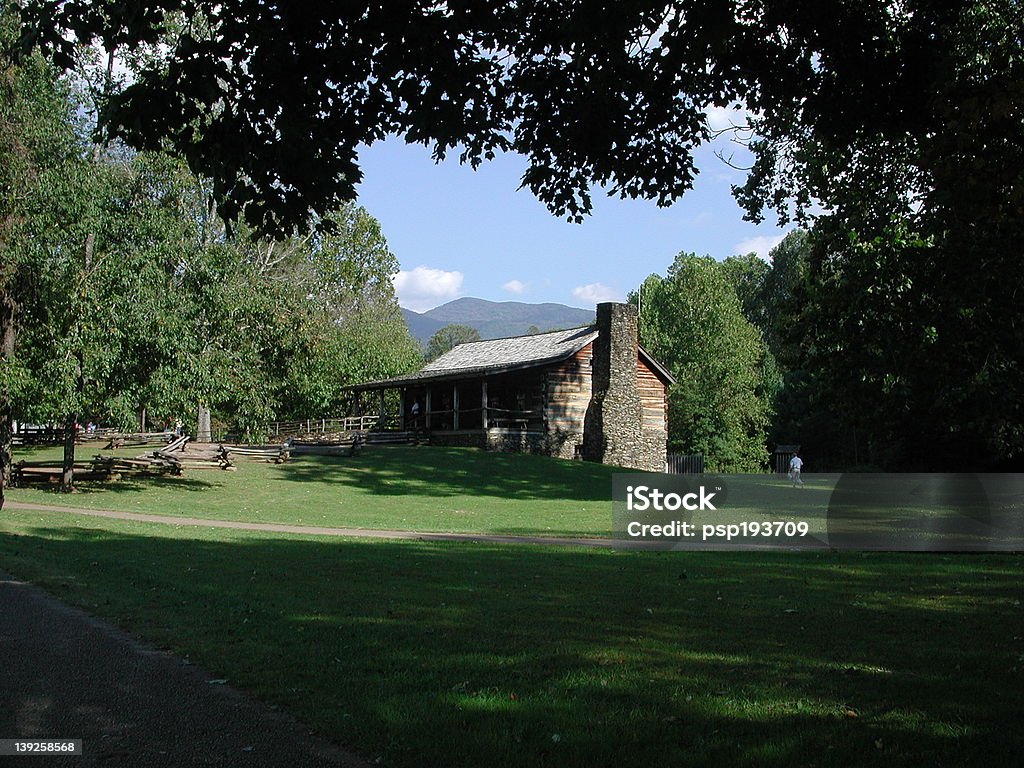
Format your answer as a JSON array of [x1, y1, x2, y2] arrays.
[[583, 302, 660, 471]]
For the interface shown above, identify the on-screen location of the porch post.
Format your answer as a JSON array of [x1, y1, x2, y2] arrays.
[[481, 380, 488, 429], [453, 384, 460, 431], [399, 388, 406, 431], [425, 388, 432, 431]]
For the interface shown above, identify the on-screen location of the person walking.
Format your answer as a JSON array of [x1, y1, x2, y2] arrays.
[[789, 452, 804, 487]]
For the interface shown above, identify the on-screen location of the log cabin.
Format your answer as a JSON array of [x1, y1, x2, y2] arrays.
[[350, 302, 673, 471]]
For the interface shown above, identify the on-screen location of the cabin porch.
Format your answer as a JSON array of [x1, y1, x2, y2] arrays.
[[349, 368, 549, 443]]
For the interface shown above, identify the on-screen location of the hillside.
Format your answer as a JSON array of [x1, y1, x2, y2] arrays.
[[400, 308, 448, 345], [401, 298, 595, 345]]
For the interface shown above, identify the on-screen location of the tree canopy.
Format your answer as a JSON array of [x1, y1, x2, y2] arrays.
[[636, 254, 770, 472], [0, 29, 420, 502], [21, 1, 1013, 238], [425, 324, 481, 363]]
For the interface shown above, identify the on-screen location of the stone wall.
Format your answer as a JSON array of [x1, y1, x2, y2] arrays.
[[582, 303, 665, 472], [430, 428, 582, 459], [429, 431, 487, 449], [544, 429, 584, 460], [485, 429, 546, 454]]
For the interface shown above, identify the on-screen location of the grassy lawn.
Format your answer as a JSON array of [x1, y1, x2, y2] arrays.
[[7, 445, 627, 535], [9, 445, 847, 538], [1, 509, 1021, 767], [12, 446, 1017, 552]]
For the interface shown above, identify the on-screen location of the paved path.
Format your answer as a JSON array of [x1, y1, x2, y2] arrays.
[[0, 572, 369, 767], [4, 500, 621, 548]]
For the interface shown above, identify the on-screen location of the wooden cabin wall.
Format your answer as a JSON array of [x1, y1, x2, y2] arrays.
[[544, 343, 593, 434], [636, 357, 667, 434]]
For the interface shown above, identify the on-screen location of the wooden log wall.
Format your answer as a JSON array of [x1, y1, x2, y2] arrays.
[[637, 356, 667, 434], [544, 343, 593, 433]]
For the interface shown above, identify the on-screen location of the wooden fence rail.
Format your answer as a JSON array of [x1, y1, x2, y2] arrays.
[[214, 415, 380, 443], [263, 416, 379, 437]]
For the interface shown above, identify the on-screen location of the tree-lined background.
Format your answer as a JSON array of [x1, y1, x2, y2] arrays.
[[1, 9, 422, 501], [3, 1, 1021, 498]]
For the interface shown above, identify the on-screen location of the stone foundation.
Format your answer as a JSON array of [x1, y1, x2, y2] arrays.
[[429, 428, 584, 461], [428, 431, 487, 449], [545, 429, 584, 460], [485, 429, 546, 454]]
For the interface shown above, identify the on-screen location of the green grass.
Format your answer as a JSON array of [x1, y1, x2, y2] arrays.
[[1, 509, 1021, 767], [12, 446, 1018, 552], [8, 445, 630, 535]]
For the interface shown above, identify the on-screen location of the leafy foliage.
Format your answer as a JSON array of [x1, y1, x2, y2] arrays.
[[425, 324, 481, 363], [636, 254, 769, 472], [2, 45, 419, 449], [734, 1, 1024, 469], [16, 0, 758, 234]]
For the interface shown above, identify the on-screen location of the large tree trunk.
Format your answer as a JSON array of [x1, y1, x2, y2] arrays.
[[0, 289, 17, 510], [137, 405, 147, 432], [60, 413, 77, 492], [196, 404, 211, 442], [0, 413, 12, 510]]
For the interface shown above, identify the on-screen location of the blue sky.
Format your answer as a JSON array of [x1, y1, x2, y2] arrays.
[[355, 114, 790, 313]]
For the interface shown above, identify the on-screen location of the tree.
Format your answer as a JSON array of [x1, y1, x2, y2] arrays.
[[21, 1, 1011, 237], [719, 252, 770, 334], [256, 203, 421, 419], [1, 10, 89, 502], [425, 324, 481, 363], [732, 1, 1024, 468], [636, 254, 769, 472], [12, 0, 772, 234], [1, 14, 425, 506], [757, 231, 811, 369]]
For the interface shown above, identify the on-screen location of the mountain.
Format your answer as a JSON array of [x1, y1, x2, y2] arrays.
[[401, 308, 448, 345], [401, 298, 595, 346]]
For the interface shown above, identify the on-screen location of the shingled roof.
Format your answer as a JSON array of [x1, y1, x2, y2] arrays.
[[351, 324, 675, 390], [351, 326, 599, 389]]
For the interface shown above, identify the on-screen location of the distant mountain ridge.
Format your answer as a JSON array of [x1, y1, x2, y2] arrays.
[[401, 298, 595, 346]]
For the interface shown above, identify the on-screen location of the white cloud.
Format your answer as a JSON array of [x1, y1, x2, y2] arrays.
[[734, 234, 786, 261], [704, 104, 752, 133], [503, 279, 527, 295], [392, 266, 464, 312], [572, 283, 622, 305]]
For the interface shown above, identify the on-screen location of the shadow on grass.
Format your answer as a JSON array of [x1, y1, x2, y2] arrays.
[[1, 523, 1020, 768], [14, 474, 218, 496], [279, 446, 616, 501]]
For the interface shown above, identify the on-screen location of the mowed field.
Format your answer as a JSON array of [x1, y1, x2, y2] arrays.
[[7, 444, 628, 535], [2, 445, 1023, 766]]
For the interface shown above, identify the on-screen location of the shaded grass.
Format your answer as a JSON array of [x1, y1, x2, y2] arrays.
[[1, 510, 1021, 767]]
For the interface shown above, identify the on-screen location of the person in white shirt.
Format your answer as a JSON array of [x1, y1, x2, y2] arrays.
[[789, 452, 804, 487]]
